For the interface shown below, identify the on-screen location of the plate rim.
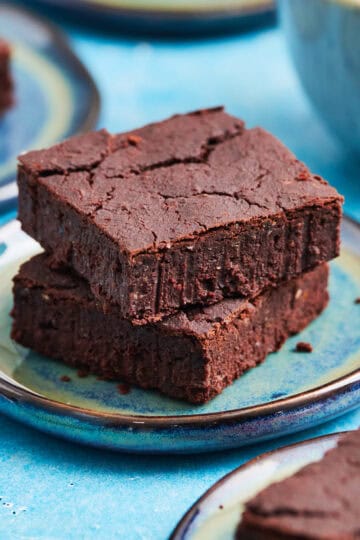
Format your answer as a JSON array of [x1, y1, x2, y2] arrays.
[[0, 217, 359, 430], [33, 0, 275, 18], [1, 3, 100, 133], [0, 3, 100, 203], [169, 431, 346, 539]]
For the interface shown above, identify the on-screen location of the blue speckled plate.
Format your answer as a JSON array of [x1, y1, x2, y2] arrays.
[[0, 219, 359, 454], [171, 432, 344, 539], [0, 4, 99, 209]]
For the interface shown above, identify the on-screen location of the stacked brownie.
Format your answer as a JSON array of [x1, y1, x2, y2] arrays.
[[0, 39, 13, 115], [11, 107, 343, 403]]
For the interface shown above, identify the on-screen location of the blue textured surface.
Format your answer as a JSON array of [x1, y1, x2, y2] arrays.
[[0, 412, 359, 539], [0, 8, 360, 539]]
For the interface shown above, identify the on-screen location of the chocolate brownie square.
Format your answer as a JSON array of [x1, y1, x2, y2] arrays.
[[237, 429, 360, 539], [11, 255, 329, 403], [17, 107, 342, 323]]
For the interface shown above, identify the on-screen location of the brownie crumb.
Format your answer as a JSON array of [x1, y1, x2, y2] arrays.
[[127, 134, 142, 146], [355, 297, 360, 304], [77, 369, 89, 378], [60, 375, 71, 382], [219, 505, 224, 510], [296, 170, 311, 181], [295, 341, 313, 353], [118, 383, 131, 395]]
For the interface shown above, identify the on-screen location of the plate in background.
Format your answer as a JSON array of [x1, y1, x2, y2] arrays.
[[29, 0, 275, 36], [0, 4, 100, 211], [170, 432, 344, 539], [0, 219, 359, 454]]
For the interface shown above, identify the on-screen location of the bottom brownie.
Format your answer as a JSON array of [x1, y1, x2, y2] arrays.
[[0, 40, 13, 114], [11, 255, 329, 403], [236, 429, 360, 540]]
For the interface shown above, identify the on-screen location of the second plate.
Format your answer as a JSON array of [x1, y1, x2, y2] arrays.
[[171, 432, 344, 539], [30, 0, 275, 36], [0, 4, 99, 209]]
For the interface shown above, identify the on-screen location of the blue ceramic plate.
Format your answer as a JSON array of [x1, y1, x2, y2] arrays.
[[0, 4, 99, 210], [0, 219, 359, 454], [31, 0, 275, 36], [171, 432, 344, 539]]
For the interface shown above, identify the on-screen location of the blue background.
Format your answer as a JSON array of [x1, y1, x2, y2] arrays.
[[1, 8, 360, 539]]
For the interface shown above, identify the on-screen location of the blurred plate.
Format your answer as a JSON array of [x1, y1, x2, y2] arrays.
[[0, 4, 100, 210], [31, 0, 275, 36], [171, 432, 344, 539]]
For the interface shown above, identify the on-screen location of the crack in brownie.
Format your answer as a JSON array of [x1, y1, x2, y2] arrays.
[[11, 254, 329, 403], [236, 429, 360, 539], [0, 39, 13, 115], [17, 107, 342, 323]]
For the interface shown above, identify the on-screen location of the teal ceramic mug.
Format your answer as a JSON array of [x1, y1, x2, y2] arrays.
[[278, 0, 360, 153]]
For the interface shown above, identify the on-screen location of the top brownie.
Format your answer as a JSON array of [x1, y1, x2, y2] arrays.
[[17, 107, 343, 323]]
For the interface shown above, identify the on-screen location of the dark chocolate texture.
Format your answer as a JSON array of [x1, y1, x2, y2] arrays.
[[237, 429, 360, 539], [11, 254, 329, 403], [17, 107, 342, 322]]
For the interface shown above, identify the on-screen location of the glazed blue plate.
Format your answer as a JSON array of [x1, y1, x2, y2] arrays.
[[0, 4, 99, 209], [171, 432, 344, 539], [30, 0, 275, 36], [0, 220, 359, 454]]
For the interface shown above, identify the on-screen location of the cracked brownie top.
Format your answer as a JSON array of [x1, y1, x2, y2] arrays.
[[19, 107, 342, 255]]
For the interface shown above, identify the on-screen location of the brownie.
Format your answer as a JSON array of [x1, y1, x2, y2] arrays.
[[0, 39, 13, 115], [237, 429, 360, 540], [11, 254, 329, 403], [17, 107, 342, 323]]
